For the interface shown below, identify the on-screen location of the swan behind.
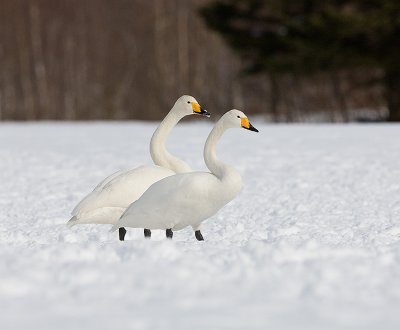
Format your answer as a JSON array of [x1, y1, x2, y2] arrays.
[[68, 95, 209, 236]]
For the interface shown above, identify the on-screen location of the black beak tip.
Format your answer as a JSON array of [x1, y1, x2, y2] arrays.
[[200, 108, 211, 117], [248, 124, 259, 132]]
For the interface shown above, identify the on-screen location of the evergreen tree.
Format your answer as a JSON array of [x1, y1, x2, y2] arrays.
[[200, 0, 400, 121]]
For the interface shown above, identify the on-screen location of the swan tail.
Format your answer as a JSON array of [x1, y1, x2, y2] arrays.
[[71, 194, 96, 216], [67, 216, 78, 228], [109, 215, 127, 232], [109, 223, 119, 233]]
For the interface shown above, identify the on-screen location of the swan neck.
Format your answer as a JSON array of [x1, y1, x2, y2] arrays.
[[204, 120, 228, 179], [150, 107, 190, 173]]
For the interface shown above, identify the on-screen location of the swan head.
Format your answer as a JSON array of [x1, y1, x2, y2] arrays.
[[222, 109, 259, 132], [175, 95, 210, 117]]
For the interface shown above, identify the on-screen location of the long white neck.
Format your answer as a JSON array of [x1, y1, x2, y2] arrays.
[[204, 119, 234, 180], [150, 107, 191, 173]]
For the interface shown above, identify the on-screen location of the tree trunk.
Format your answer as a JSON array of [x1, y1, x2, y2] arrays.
[[385, 68, 400, 122], [330, 71, 349, 122], [269, 74, 280, 122]]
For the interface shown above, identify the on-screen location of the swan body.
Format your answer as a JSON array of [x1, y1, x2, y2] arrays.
[[111, 110, 258, 237], [69, 165, 175, 226], [68, 95, 209, 228], [112, 169, 242, 231]]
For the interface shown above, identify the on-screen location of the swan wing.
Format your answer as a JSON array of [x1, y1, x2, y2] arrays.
[[72, 165, 175, 220], [92, 168, 127, 191], [71, 168, 129, 215]]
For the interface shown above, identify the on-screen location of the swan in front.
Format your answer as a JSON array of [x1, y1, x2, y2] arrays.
[[110, 109, 258, 240], [68, 95, 210, 240]]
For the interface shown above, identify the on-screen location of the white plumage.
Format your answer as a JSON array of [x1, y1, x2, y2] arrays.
[[68, 95, 209, 227], [110, 110, 258, 239]]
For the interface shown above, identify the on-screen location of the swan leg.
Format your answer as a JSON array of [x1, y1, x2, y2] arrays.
[[119, 227, 127, 241], [166, 229, 173, 239], [144, 228, 151, 238], [195, 230, 204, 241]]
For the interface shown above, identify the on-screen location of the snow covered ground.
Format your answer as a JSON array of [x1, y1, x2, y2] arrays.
[[1, 120, 400, 329]]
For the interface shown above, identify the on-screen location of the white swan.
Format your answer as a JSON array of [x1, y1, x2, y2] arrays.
[[110, 109, 258, 240], [68, 95, 210, 240]]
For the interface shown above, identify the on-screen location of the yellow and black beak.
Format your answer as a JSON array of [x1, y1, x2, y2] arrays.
[[192, 103, 211, 117], [241, 118, 259, 132]]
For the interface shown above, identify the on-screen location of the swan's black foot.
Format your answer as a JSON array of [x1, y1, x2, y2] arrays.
[[144, 228, 151, 238], [195, 230, 204, 241], [119, 227, 127, 241], [166, 229, 173, 239]]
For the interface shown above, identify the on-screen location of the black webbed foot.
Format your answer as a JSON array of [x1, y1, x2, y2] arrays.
[[195, 230, 204, 241], [166, 229, 173, 239], [144, 228, 151, 238], [119, 227, 127, 241]]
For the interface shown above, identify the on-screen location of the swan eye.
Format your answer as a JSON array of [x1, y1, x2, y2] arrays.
[[237, 115, 240, 118], [187, 101, 191, 104]]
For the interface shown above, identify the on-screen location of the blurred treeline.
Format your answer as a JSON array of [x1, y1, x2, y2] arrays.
[[0, 0, 389, 121]]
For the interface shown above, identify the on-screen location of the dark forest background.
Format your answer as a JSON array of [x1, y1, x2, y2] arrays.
[[0, 0, 392, 121]]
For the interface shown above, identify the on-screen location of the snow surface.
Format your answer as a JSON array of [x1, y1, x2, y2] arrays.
[[1, 121, 400, 330]]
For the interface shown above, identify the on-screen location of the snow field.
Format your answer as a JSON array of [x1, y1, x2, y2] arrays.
[[0, 122, 400, 329]]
